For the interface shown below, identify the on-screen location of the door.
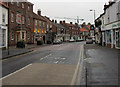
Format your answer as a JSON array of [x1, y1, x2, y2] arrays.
[[2, 29, 6, 46], [16, 32, 20, 42], [116, 31, 119, 48]]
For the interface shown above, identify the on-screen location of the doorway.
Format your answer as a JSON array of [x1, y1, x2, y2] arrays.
[[116, 30, 120, 48]]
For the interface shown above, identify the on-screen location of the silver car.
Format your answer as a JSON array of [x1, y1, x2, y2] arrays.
[[86, 37, 93, 44]]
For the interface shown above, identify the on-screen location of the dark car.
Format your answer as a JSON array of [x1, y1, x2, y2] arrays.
[[86, 37, 93, 44]]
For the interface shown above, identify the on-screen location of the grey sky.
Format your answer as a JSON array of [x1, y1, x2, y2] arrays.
[[28, 0, 110, 24]]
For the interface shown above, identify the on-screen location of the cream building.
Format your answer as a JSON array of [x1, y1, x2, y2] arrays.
[[0, 2, 8, 48]]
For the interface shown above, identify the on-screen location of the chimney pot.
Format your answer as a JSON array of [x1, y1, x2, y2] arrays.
[[63, 20, 65, 23], [37, 9, 41, 16], [60, 21, 62, 24]]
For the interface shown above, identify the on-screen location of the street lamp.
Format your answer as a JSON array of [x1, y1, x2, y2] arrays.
[[90, 9, 96, 23]]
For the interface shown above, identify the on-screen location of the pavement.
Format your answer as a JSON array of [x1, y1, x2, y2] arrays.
[[84, 44, 119, 86], [2, 44, 50, 59]]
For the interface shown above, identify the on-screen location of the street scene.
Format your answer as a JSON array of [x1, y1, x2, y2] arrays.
[[0, 0, 120, 86]]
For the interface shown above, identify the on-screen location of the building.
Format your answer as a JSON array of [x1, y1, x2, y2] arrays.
[[0, 2, 8, 48], [103, 0, 120, 49], [80, 25, 90, 40], [52, 20, 66, 41], [43, 16, 55, 43], [8, 1, 34, 46], [64, 22, 80, 40], [33, 10, 47, 44]]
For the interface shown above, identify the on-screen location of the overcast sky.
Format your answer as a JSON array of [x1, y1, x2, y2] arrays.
[[28, 0, 110, 24]]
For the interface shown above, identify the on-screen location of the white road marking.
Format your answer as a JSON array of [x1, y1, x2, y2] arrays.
[[40, 54, 52, 60], [0, 64, 32, 80]]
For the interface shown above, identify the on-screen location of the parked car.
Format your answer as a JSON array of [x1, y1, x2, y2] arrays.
[[53, 39, 62, 44], [76, 38, 84, 42], [92, 38, 95, 42], [86, 37, 93, 44], [69, 38, 75, 42]]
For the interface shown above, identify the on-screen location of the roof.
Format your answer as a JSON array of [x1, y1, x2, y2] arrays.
[[104, 2, 115, 10], [64, 23, 74, 27], [43, 16, 52, 23], [33, 13, 46, 22], [0, 1, 8, 8], [80, 25, 90, 32]]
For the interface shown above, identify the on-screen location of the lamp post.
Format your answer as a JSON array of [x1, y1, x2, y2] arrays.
[[90, 9, 96, 24]]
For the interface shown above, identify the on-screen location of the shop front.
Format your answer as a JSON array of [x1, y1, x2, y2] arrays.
[[0, 25, 8, 48], [115, 29, 120, 48]]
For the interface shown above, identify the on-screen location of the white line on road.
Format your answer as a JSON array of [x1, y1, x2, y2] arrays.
[[0, 64, 32, 80], [40, 54, 52, 60]]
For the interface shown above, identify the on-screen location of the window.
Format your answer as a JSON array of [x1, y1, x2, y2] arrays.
[[2, 14, 5, 24], [11, 13, 14, 22], [22, 16, 25, 24], [39, 21, 41, 27], [22, 3, 24, 8], [17, 1, 20, 7], [35, 20, 37, 26], [11, 0, 14, 4], [43, 22, 45, 27], [22, 32, 25, 39], [28, 6, 30, 11], [11, 31, 14, 40], [28, 18, 30, 25]]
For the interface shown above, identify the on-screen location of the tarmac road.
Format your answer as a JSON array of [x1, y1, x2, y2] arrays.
[[2, 42, 85, 85]]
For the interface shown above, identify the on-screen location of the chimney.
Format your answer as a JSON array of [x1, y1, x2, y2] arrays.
[[104, 3, 107, 9], [109, 0, 112, 5], [75, 23, 78, 25], [60, 21, 62, 24], [52, 19, 54, 23], [55, 20, 57, 23], [63, 20, 65, 23], [37, 9, 41, 16], [70, 22, 72, 24]]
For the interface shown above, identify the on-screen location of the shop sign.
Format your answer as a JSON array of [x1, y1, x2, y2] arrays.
[[112, 23, 120, 28]]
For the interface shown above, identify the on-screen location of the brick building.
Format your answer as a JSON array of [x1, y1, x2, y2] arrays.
[[33, 10, 47, 44], [63, 22, 80, 40], [8, 1, 34, 46]]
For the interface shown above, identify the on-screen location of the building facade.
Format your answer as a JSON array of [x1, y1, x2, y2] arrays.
[[104, 1, 120, 49], [8, 1, 34, 46], [33, 10, 47, 44], [64, 22, 80, 40], [0, 2, 8, 48]]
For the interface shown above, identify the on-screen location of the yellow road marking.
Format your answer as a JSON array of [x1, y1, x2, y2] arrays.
[[71, 47, 82, 85], [71, 45, 84, 85], [2, 50, 37, 61]]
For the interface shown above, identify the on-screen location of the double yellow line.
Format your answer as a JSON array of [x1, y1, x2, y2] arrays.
[[71, 45, 84, 85]]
